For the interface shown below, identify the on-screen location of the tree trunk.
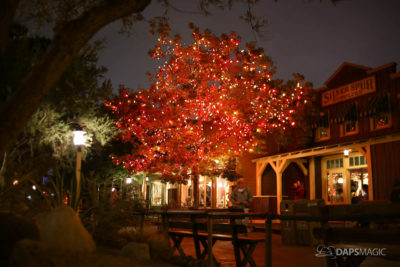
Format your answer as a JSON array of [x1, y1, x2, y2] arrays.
[[0, 0, 151, 158]]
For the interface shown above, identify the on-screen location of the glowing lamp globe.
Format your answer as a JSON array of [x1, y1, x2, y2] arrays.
[[73, 130, 86, 146]]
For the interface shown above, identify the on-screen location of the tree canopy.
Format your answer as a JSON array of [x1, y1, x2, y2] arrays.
[[106, 25, 310, 183], [0, 27, 119, 195], [0, 0, 341, 162]]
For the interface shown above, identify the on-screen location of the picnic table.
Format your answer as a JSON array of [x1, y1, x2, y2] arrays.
[[159, 209, 270, 267], [206, 211, 269, 267]]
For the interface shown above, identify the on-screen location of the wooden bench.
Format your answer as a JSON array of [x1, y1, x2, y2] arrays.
[[206, 212, 266, 267], [161, 210, 266, 267]]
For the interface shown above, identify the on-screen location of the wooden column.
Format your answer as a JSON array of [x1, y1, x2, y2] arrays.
[[276, 172, 282, 214], [178, 183, 182, 208], [256, 161, 267, 196], [270, 159, 289, 214], [211, 178, 217, 208], [309, 157, 316, 200]]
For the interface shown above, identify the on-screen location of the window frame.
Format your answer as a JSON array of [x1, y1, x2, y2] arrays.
[[370, 112, 392, 131]]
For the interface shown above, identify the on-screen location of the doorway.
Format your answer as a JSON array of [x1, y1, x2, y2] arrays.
[[327, 171, 345, 204]]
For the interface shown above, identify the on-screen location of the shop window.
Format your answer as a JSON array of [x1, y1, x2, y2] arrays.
[[344, 120, 358, 134], [199, 176, 211, 207], [350, 169, 369, 202], [317, 127, 330, 140], [316, 112, 330, 141], [368, 94, 391, 131], [216, 177, 230, 208], [349, 156, 367, 167], [151, 183, 163, 205], [342, 104, 359, 136], [371, 113, 392, 130], [327, 172, 344, 204], [327, 158, 343, 169]]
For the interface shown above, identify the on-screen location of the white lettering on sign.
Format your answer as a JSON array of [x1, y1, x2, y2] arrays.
[[322, 76, 376, 107]]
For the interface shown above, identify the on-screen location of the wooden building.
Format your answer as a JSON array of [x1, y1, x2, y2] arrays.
[[248, 62, 400, 213]]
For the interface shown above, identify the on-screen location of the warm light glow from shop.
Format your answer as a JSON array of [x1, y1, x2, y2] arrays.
[[217, 182, 223, 187], [343, 149, 351, 157], [13, 180, 18, 186], [126, 177, 132, 184], [146, 176, 149, 181], [32, 185, 36, 190], [338, 178, 344, 184], [363, 177, 368, 185]]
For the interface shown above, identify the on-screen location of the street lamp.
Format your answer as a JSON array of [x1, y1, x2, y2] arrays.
[[73, 130, 86, 211]]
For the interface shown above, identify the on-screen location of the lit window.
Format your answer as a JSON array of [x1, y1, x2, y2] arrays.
[[327, 158, 343, 169], [369, 94, 391, 131], [360, 156, 365, 165], [344, 120, 357, 133], [372, 113, 391, 130], [327, 172, 344, 204], [318, 127, 329, 139], [342, 104, 358, 136], [316, 112, 330, 140], [349, 156, 367, 167]]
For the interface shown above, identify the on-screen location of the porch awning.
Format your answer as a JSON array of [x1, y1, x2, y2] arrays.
[[330, 103, 357, 124], [359, 93, 390, 117], [312, 111, 329, 129]]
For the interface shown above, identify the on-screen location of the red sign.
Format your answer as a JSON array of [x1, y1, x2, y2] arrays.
[[322, 76, 376, 107]]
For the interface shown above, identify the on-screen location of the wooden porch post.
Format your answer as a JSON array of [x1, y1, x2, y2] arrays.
[[309, 157, 316, 200]]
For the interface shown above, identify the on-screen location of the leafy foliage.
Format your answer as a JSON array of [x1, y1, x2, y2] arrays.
[[106, 24, 311, 183], [0, 27, 120, 214]]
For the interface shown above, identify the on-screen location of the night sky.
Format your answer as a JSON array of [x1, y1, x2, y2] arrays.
[[94, 0, 400, 91]]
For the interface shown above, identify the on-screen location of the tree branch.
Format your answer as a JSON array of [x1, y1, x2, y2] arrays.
[[0, 0, 151, 157]]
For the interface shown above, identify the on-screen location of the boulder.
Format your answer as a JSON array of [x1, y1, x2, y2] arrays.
[[147, 233, 173, 261], [0, 212, 40, 261], [35, 206, 96, 253], [8, 239, 53, 267], [120, 242, 151, 261]]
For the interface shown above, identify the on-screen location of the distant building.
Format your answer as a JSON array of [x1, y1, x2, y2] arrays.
[[248, 62, 400, 213]]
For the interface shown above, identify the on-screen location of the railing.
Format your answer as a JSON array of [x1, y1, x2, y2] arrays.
[[130, 206, 400, 267]]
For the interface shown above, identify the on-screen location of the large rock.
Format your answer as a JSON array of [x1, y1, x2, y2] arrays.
[[120, 242, 151, 261], [8, 239, 53, 267], [147, 233, 173, 261], [0, 212, 40, 261], [35, 206, 96, 253]]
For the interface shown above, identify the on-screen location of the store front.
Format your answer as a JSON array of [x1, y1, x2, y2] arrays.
[[198, 175, 231, 208], [252, 62, 400, 213], [156, 175, 232, 208], [151, 181, 164, 206], [322, 152, 368, 205]]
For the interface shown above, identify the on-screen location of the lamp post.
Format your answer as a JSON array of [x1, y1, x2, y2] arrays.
[[73, 130, 86, 211]]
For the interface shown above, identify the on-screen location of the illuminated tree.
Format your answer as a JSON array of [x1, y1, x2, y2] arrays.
[[106, 24, 309, 188]]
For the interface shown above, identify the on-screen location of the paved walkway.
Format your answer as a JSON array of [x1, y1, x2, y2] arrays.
[[177, 232, 398, 267]]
